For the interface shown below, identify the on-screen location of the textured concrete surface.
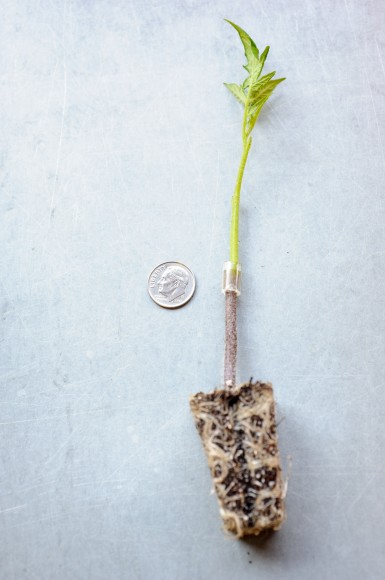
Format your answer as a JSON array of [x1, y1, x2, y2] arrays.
[[1, 1, 385, 579]]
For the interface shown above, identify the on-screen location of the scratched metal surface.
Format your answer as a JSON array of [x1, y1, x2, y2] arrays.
[[1, 0, 385, 578]]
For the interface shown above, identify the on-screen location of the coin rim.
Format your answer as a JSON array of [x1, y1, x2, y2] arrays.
[[147, 261, 196, 310]]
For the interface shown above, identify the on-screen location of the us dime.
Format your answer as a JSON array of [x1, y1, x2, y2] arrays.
[[148, 262, 196, 309]]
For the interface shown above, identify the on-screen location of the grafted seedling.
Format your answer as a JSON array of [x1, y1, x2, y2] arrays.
[[190, 20, 287, 538]]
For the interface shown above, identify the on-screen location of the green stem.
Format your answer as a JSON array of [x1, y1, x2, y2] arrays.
[[229, 135, 252, 263]]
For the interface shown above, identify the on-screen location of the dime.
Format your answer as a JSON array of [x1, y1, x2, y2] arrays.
[[148, 262, 196, 309]]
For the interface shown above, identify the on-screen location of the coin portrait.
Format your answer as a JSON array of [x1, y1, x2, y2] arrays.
[[148, 262, 196, 309], [157, 266, 189, 302]]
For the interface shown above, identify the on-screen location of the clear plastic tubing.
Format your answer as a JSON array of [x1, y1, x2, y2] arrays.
[[222, 261, 242, 295]]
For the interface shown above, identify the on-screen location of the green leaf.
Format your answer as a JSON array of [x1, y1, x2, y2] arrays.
[[248, 71, 276, 100], [253, 77, 285, 103], [259, 46, 270, 68], [225, 20, 261, 77], [224, 19, 285, 139], [224, 83, 246, 105], [247, 78, 285, 133], [247, 99, 268, 133]]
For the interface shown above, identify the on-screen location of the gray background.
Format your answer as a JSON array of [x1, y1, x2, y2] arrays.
[[1, 0, 385, 578]]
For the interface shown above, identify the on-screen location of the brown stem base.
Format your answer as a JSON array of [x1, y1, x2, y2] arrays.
[[224, 290, 237, 390]]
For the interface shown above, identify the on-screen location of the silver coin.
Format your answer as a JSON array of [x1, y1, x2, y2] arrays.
[[148, 261, 196, 309]]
